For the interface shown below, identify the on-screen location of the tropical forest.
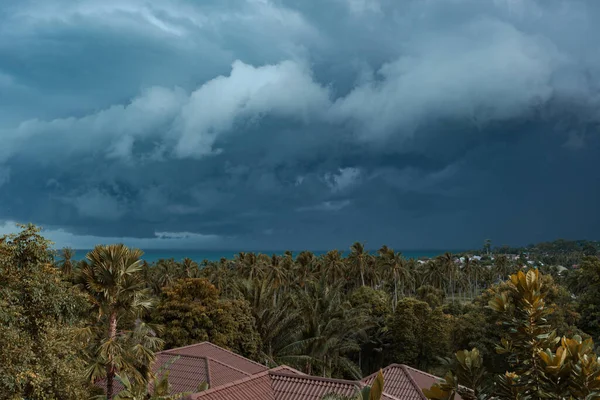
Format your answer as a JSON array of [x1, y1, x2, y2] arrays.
[[2, 224, 600, 399]]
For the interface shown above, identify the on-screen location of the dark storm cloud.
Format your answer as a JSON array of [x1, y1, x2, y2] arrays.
[[1, 0, 599, 249]]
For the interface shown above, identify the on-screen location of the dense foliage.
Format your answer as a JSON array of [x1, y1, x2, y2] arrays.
[[1, 226, 599, 399], [425, 270, 600, 399], [0, 225, 90, 399]]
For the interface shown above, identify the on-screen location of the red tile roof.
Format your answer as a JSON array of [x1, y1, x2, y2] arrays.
[[98, 342, 456, 400], [190, 371, 275, 400], [150, 353, 210, 394], [95, 342, 264, 396], [270, 372, 361, 400], [165, 342, 268, 376], [362, 364, 460, 400]]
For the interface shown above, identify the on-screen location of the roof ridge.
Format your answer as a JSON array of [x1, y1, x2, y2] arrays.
[[207, 356, 252, 376], [191, 370, 271, 398], [400, 365, 429, 400], [200, 341, 268, 370], [204, 357, 211, 387], [268, 365, 306, 375], [401, 364, 443, 380], [269, 370, 362, 386], [205, 342, 268, 369], [360, 364, 403, 383], [157, 352, 209, 361]]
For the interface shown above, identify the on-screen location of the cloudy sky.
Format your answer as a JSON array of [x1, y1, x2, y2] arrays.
[[1, 0, 599, 250]]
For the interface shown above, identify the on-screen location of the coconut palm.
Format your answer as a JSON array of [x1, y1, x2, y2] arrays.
[[152, 259, 184, 294], [349, 242, 368, 287], [439, 253, 456, 299], [78, 244, 156, 400], [323, 250, 347, 285], [378, 248, 410, 311], [295, 251, 316, 289], [235, 278, 301, 366], [181, 258, 198, 278], [55, 247, 76, 277], [267, 254, 288, 290], [293, 277, 370, 378]]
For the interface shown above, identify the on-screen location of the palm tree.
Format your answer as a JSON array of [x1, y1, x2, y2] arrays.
[[295, 251, 316, 289], [420, 260, 445, 291], [378, 248, 410, 311], [203, 259, 232, 296], [493, 254, 512, 281], [235, 279, 301, 366], [152, 259, 183, 294], [439, 253, 456, 300], [181, 258, 198, 278], [323, 250, 347, 285], [293, 278, 369, 378], [462, 256, 475, 298], [79, 244, 155, 400], [349, 242, 368, 287], [55, 247, 76, 277], [267, 254, 288, 290]]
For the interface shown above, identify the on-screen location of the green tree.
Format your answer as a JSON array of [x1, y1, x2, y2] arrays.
[[349, 242, 368, 287], [55, 247, 76, 279], [235, 278, 301, 366], [0, 224, 89, 399], [426, 269, 600, 400], [78, 244, 157, 400], [293, 278, 369, 378], [151, 278, 262, 359], [567, 256, 600, 342], [389, 298, 451, 371], [348, 287, 392, 375]]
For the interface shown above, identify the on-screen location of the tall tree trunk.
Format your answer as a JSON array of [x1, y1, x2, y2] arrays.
[[393, 270, 398, 313], [359, 260, 365, 287], [106, 310, 118, 400]]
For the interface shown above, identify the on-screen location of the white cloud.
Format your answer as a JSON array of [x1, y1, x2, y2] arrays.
[[330, 18, 562, 140], [0, 86, 186, 164], [0, 60, 330, 163], [173, 60, 331, 158]]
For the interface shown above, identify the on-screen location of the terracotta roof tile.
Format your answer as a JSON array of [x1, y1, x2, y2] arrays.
[[150, 353, 210, 394], [165, 342, 268, 375], [206, 357, 252, 387], [190, 371, 275, 400], [362, 364, 429, 400], [270, 372, 361, 400], [402, 365, 463, 400]]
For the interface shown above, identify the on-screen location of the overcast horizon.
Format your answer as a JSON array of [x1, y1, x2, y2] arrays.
[[1, 0, 599, 250]]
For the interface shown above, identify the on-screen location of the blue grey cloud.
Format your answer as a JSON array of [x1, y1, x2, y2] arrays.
[[1, 0, 599, 249]]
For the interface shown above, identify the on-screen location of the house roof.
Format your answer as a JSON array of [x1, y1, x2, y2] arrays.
[[191, 370, 362, 400], [190, 370, 276, 400], [97, 341, 452, 400], [96, 342, 264, 396], [362, 364, 427, 400], [192, 368, 406, 400], [362, 364, 461, 400], [164, 342, 269, 376]]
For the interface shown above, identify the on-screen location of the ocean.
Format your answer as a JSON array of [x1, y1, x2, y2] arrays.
[[67, 249, 458, 263]]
